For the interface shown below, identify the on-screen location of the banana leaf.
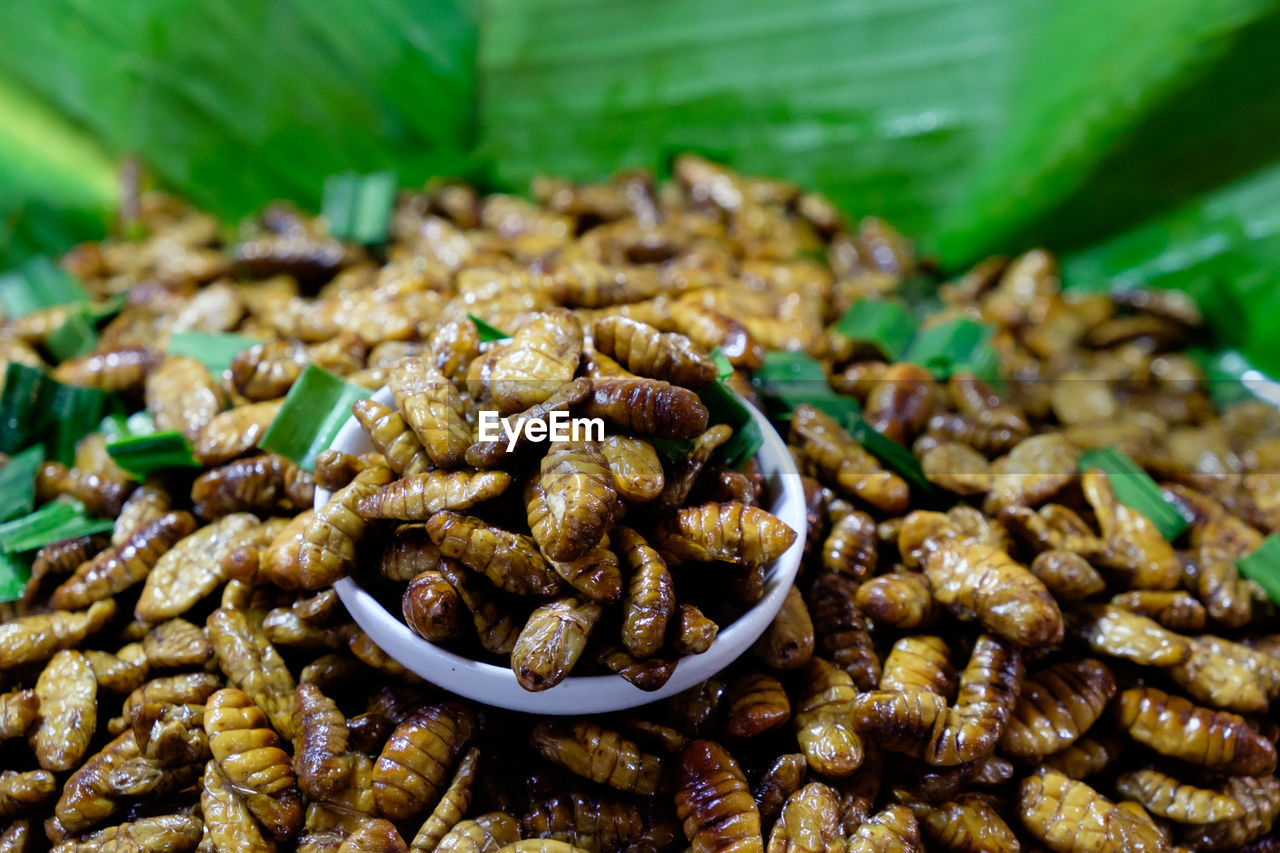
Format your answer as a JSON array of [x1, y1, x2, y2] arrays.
[[0, 0, 1278, 370]]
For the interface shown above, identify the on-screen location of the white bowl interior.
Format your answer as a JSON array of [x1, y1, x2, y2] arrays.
[[322, 385, 807, 714]]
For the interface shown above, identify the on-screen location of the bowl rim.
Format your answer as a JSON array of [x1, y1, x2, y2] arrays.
[[322, 384, 807, 714]]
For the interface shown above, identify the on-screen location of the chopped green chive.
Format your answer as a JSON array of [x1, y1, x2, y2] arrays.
[[167, 331, 262, 375], [1238, 534, 1280, 604], [750, 350, 859, 426], [0, 256, 89, 318], [709, 347, 735, 381], [106, 431, 201, 477], [0, 552, 30, 603], [45, 306, 97, 361], [699, 381, 763, 471], [1191, 348, 1274, 410], [0, 363, 109, 463], [903, 317, 996, 379], [468, 314, 512, 343], [259, 364, 371, 472], [99, 411, 156, 445], [834, 298, 916, 360], [0, 500, 112, 554], [847, 416, 938, 495], [323, 171, 398, 245], [0, 445, 45, 522], [1078, 447, 1191, 540]]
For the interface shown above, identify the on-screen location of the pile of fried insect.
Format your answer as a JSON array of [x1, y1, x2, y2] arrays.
[[2, 155, 1279, 852]]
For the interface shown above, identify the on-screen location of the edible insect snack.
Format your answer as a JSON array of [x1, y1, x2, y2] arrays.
[[2, 156, 1279, 851]]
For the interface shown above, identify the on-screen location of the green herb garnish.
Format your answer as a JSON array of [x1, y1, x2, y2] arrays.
[[106, 431, 201, 477], [1238, 534, 1280, 604], [468, 313, 512, 343], [1078, 446, 1191, 540], [0, 445, 44, 522], [847, 415, 937, 494], [903, 316, 996, 379], [0, 256, 89, 318], [45, 306, 97, 360], [0, 500, 112, 554], [0, 363, 109, 463], [323, 171, 398, 244], [834, 298, 916, 360], [259, 364, 371, 472], [710, 347, 734, 381], [99, 411, 156, 444], [0, 552, 30, 603], [700, 381, 764, 470], [166, 331, 262, 375]]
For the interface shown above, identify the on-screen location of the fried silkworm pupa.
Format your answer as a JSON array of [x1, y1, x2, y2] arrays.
[[408, 746, 479, 853], [231, 338, 308, 400], [672, 603, 719, 656], [25, 533, 108, 603], [1111, 589, 1210, 633], [822, 509, 877, 579], [123, 672, 223, 721], [1073, 604, 1190, 667], [527, 440, 619, 562], [1165, 634, 1280, 713], [359, 471, 512, 520], [437, 559, 520, 655], [353, 397, 433, 477], [0, 819, 31, 851], [1028, 549, 1106, 602], [434, 812, 521, 853], [914, 793, 1020, 853], [191, 454, 314, 520], [591, 315, 715, 387], [754, 753, 807, 833], [374, 702, 476, 821], [49, 511, 197, 610], [145, 354, 226, 443], [549, 541, 623, 604], [1179, 775, 1280, 851], [0, 769, 56, 820], [208, 607, 297, 739], [532, 722, 662, 796], [725, 671, 791, 738], [52, 345, 158, 392], [338, 818, 409, 853], [201, 759, 278, 853], [298, 465, 395, 589], [50, 813, 204, 853], [919, 442, 992, 495], [616, 526, 675, 658], [999, 659, 1116, 760], [205, 687, 303, 841], [854, 634, 1022, 767], [1040, 734, 1121, 780], [752, 585, 815, 671], [465, 378, 594, 469], [521, 790, 681, 853], [0, 598, 115, 669], [854, 571, 936, 630], [597, 645, 677, 691], [403, 568, 466, 642], [0, 689, 38, 741], [258, 509, 314, 589], [669, 298, 764, 369], [1115, 769, 1244, 824], [511, 597, 603, 691], [1019, 769, 1167, 853], [30, 649, 97, 771], [136, 512, 260, 622], [193, 399, 284, 465], [293, 683, 355, 802], [765, 782, 842, 853], [878, 635, 954, 696], [919, 537, 1064, 647], [599, 434, 665, 503], [794, 657, 863, 777], [789, 405, 909, 514], [808, 568, 880, 686], [1113, 686, 1276, 775], [48, 729, 139, 836], [428, 511, 562, 596], [658, 424, 732, 511], [844, 805, 923, 853], [489, 309, 583, 414], [378, 524, 441, 582], [84, 644, 149, 694], [389, 357, 473, 468], [491, 842, 591, 853], [129, 701, 208, 766], [676, 740, 763, 853], [1082, 469, 1181, 591], [578, 377, 709, 439], [428, 316, 482, 384], [656, 502, 797, 566]]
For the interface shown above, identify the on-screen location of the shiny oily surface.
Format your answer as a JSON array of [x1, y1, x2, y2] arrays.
[[326, 386, 808, 713]]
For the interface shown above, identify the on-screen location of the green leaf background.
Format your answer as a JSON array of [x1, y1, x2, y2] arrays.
[[1, 0, 1278, 367]]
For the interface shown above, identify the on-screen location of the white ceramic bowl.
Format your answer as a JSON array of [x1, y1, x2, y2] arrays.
[[321, 385, 807, 714]]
